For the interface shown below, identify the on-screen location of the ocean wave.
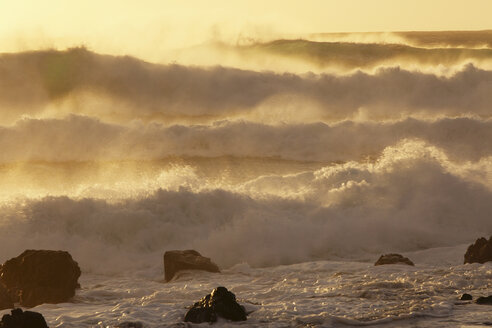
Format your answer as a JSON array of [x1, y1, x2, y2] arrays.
[[170, 32, 492, 73], [1, 48, 492, 124], [309, 30, 492, 49], [242, 39, 492, 69], [0, 115, 490, 163], [0, 141, 490, 272]]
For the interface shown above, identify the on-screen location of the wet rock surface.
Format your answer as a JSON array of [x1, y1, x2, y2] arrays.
[[184, 286, 247, 323], [0, 308, 48, 328], [374, 254, 414, 266], [0, 250, 81, 307], [464, 236, 492, 264], [164, 250, 219, 282]]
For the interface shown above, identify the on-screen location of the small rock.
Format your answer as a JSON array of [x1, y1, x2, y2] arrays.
[[464, 236, 492, 264], [374, 254, 414, 266], [0, 249, 81, 307], [164, 250, 219, 282], [0, 308, 48, 328], [184, 286, 247, 323], [476, 295, 492, 305], [460, 293, 473, 300], [114, 322, 143, 328]]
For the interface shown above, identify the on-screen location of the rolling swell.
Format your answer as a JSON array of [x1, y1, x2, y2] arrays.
[[0, 116, 491, 162], [310, 30, 492, 49], [245, 39, 492, 68], [1, 48, 492, 124]]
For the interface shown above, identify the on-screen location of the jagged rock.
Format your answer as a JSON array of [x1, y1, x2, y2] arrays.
[[0, 250, 81, 307], [476, 295, 492, 305], [184, 287, 247, 323], [460, 293, 473, 301], [164, 250, 219, 282], [0, 282, 13, 311], [464, 236, 492, 264], [374, 254, 414, 266], [0, 308, 48, 328]]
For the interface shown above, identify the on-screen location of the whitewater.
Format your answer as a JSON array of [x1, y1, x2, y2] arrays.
[[0, 31, 491, 327]]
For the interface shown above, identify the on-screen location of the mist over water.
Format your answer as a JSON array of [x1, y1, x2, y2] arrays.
[[1, 29, 492, 327], [2, 48, 492, 125], [0, 31, 491, 276]]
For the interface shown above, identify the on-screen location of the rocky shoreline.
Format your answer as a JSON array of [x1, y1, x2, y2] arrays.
[[0, 235, 491, 327]]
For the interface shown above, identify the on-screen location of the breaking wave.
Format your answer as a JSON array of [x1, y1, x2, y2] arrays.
[[309, 30, 492, 49], [0, 116, 491, 163], [242, 39, 492, 68], [1, 48, 492, 124], [0, 141, 490, 273]]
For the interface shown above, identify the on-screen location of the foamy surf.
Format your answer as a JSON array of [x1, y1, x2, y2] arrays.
[[6, 252, 491, 327]]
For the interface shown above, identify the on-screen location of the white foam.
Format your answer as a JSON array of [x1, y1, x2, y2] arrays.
[[0, 141, 490, 273]]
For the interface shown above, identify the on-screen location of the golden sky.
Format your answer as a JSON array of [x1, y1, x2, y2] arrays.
[[1, 0, 491, 57]]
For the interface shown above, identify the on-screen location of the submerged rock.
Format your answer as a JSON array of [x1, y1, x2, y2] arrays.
[[460, 293, 473, 301], [0, 249, 81, 307], [374, 254, 414, 266], [0, 308, 48, 328], [163, 250, 220, 282], [476, 295, 492, 305], [464, 236, 492, 264], [184, 286, 247, 323]]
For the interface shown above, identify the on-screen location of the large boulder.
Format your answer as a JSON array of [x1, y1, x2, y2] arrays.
[[0, 308, 48, 328], [164, 250, 219, 282], [0, 250, 81, 307], [184, 286, 247, 323], [464, 236, 492, 264], [374, 253, 414, 266]]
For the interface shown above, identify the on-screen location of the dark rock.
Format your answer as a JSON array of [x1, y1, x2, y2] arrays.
[[0, 250, 81, 307], [0, 282, 13, 311], [476, 295, 492, 305], [184, 286, 247, 323], [464, 236, 492, 264], [114, 322, 143, 328], [460, 293, 473, 300], [164, 250, 219, 282], [0, 308, 48, 328], [374, 254, 414, 266]]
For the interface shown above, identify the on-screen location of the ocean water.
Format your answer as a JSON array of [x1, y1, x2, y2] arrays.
[[0, 31, 491, 327]]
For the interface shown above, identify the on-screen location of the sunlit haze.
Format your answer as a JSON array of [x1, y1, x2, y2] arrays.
[[0, 1, 491, 327], [1, 0, 492, 61]]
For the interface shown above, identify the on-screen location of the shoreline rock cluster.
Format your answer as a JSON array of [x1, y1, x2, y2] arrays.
[[0, 235, 490, 326]]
